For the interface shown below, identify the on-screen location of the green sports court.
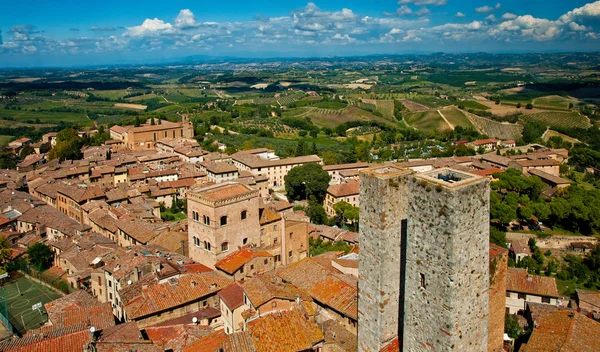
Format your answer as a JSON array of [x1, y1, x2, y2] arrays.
[[0, 275, 62, 335]]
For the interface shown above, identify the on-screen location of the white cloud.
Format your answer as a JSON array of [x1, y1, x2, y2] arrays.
[[455, 12, 466, 18], [174, 9, 199, 29], [466, 21, 483, 30], [125, 18, 174, 37], [502, 13, 517, 20], [476, 3, 500, 13], [415, 7, 431, 16], [397, 5, 413, 15], [560, 1, 600, 23], [399, 0, 446, 6], [486, 15, 496, 21], [569, 22, 588, 31]]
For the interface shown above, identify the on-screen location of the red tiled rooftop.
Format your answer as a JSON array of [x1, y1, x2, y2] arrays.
[[507, 268, 559, 298], [215, 248, 272, 275]]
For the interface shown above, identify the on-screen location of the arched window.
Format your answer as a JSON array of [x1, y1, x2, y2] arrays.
[[243, 238, 248, 245], [241, 210, 247, 220], [220, 216, 228, 226], [221, 242, 229, 252], [204, 241, 211, 251], [203, 215, 210, 225]]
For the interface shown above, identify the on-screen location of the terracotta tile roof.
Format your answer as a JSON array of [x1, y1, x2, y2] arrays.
[[97, 322, 142, 343], [242, 274, 309, 308], [145, 324, 214, 351], [259, 207, 281, 225], [218, 331, 256, 352], [46, 302, 115, 331], [528, 169, 571, 185], [247, 308, 324, 352], [515, 159, 561, 167], [215, 248, 273, 275], [507, 268, 559, 297], [56, 183, 105, 203], [523, 304, 600, 352], [123, 272, 231, 320], [278, 258, 357, 319], [380, 337, 400, 352], [472, 138, 499, 146], [219, 282, 245, 311], [115, 219, 161, 244], [489, 243, 508, 258], [327, 180, 359, 198], [148, 308, 220, 327], [322, 162, 369, 171], [4, 330, 91, 352], [194, 183, 254, 202], [44, 290, 98, 318], [182, 330, 228, 352], [576, 289, 600, 310], [181, 263, 213, 274]]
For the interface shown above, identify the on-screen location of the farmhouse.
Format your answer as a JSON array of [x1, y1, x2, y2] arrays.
[[109, 116, 194, 151], [506, 268, 559, 314], [324, 180, 359, 217]]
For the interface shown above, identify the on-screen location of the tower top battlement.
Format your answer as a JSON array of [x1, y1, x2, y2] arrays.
[[415, 167, 486, 189], [360, 164, 412, 179]]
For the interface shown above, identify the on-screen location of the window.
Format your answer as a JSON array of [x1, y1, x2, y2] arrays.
[[220, 216, 228, 226], [288, 251, 292, 258], [203, 215, 210, 225], [264, 259, 268, 265], [542, 297, 551, 304], [204, 241, 211, 251], [221, 242, 229, 252], [243, 238, 248, 245], [108, 281, 112, 288], [275, 255, 281, 262], [250, 264, 254, 270], [271, 301, 277, 309], [97, 277, 102, 285], [420, 273, 426, 289], [273, 225, 277, 231], [240, 265, 244, 274], [518, 293, 526, 300], [109, 292, 113, 300], [260, 228, 264, 235], [289, 232, 293, 239], [193, 211, 199, 221], [241, 210, 247, 220], [506, 292, 510, 298], [274, 238, 278, 244]]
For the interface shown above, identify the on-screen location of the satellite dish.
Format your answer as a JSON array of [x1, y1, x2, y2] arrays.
[[192, 317, 198, 324], [89, 326, 96, 333], [127, 280, 132, 285]]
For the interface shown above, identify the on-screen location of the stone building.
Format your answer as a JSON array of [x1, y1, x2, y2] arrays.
[[187, 182, 261, 268], [324, 180, 359, 217], [358, 165, 490, 352], [109, 116, 194, 151]]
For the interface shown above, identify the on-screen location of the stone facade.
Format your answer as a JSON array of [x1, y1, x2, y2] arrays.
[[187, 183, 261, 268], [358, 166, 490, 352]]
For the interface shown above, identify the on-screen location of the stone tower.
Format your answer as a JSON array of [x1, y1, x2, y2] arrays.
[[181, 114, 194, 139], [358, 166, 490, 352], [358, 165, 412, 351]]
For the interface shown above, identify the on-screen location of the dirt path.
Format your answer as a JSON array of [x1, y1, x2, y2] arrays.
[[437, 109, 455, 130], [507, 232, 598, 250]]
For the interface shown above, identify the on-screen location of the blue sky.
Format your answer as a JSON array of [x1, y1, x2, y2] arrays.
[[1, 0, 600, 67]]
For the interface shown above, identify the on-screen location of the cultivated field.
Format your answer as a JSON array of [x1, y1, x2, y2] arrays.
[[404, 110, 452, 132], [401, 100, 430, 111], [307, 106, 395, 129], [361, 99, 395, 119], [532, 95, 573, 110], [459, 100, 490, 110], [440, 107, 475, 129], [465, 112, 524, 140], [526, 111, 591, 129], [0, 109, 88, 125]]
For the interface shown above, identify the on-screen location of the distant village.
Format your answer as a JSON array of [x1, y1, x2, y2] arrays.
[[0, 117, 598, 352]]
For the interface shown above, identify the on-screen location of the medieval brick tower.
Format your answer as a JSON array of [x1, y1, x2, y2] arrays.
[[358, 166, 490, 352]]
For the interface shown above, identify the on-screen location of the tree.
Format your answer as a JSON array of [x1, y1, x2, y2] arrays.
[[333, 201, 353, 225], [526, 103, 533, 109], [0, 150, 17, 169], [134, 116, 141, 127], [345, 206, 359, 231], [19, 145, 34, 159], [516, 102, 521, 109], [306, 199, 329, 225], [26, 242, 54, 271], [505, 314, 523, 339], [284, 163, 331, 202], [0, 236, 12, 272], [522, 120, 547, 143]]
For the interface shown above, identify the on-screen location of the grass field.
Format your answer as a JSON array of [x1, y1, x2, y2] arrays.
[[441, 107, 475, 129], [533, 95, 572, 110], [542, 130, 581, 144], [459, 100, 491, 110], [526, 111, 591, 129], [404, 110, 452, 132], [0, 136, 13, 146], [1, 276, 62, 335], [93, 90, 129, 100], [0, 109, 89, 125]]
